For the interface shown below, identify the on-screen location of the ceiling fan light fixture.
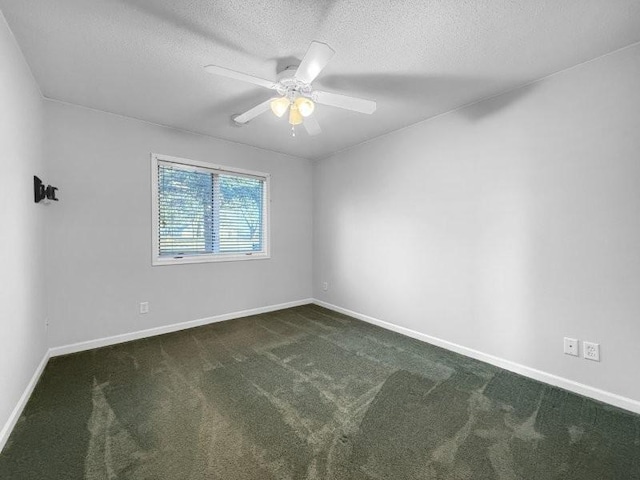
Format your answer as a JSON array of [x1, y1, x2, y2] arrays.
[[295, 97, 315, 117], [270, 97, 289, 117], [289, 104, 303, 125]]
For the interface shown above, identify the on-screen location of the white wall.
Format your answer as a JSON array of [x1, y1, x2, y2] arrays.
[[0, 12, 47, 439], [45, 100, 313, 347], [314, 44, 640, 402]]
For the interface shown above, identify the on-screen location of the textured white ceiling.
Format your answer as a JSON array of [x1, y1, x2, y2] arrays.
[[2, 0, 640, 159]]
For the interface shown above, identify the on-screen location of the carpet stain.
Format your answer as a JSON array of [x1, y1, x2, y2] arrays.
[[1, 305, 639, 479]]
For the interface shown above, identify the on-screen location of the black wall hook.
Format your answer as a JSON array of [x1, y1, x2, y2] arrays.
[[34, 176, 59, 203]]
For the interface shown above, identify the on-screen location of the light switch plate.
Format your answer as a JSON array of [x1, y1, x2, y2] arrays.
[[140, 302, 149, 314]]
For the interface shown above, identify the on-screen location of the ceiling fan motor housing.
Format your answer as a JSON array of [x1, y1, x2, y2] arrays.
[[275, 65, 313, 100]]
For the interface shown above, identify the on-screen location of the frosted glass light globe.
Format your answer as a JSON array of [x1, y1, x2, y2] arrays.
[[295, 97, 315, 117], [270, 97, 290, 117]]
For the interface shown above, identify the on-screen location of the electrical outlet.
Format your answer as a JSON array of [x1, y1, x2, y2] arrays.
[[322, 281, 328, 292], [139, 302, 149, 314], [44, 317, 49, 331], [563, 337, 578, 356], [583, 341, 600, 362]]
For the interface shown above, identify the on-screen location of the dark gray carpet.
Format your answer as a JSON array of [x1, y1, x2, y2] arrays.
[[1, 305, 639, 479]]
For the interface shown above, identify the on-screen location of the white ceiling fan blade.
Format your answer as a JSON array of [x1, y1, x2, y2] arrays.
[[233, 98, 273, 124], [314, 91, 377, 114], [295, 41, 335, 84], [204, 65, 276, 89], [303, 115, 322, 136]]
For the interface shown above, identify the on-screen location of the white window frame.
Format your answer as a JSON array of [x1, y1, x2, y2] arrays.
[[151, 153, 271, 266]]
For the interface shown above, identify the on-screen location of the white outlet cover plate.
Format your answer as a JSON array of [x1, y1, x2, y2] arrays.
[[140, 302, 149, 314], [583, 341, 600, 361], [563, 337, 579, 356]]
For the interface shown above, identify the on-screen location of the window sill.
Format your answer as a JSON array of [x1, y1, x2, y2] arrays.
[[152, 252, 271, 266]]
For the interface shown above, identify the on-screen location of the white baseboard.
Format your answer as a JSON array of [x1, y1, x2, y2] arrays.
[[4, 297, 637, 454], [49, 298, 313, 357], [313, 299, 640, 415], [0, 349, 51, 453]]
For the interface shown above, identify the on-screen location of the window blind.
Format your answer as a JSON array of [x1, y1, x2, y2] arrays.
[[157, 161, 265, 259]]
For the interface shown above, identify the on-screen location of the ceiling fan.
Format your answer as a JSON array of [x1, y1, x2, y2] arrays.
[[204, 41, 376, 136]]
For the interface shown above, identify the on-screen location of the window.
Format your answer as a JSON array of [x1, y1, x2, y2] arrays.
[[151, 154, 270, 265]]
